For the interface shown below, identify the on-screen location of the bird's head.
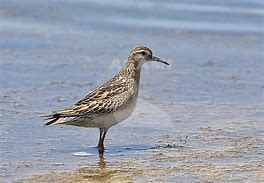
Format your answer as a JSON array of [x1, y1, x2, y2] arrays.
[[128, 46, 169, 68]]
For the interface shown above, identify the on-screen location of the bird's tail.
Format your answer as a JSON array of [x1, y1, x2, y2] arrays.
[[42, 108, 80, 125], [42, 113, 61, 125]]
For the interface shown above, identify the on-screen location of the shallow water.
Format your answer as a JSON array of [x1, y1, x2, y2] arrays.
[[0, 0, 264, 182]]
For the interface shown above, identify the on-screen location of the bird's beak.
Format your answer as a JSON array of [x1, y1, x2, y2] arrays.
[[152, 56, 169, 65]]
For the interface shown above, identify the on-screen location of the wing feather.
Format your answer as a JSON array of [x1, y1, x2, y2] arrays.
[[44, 76, 136, 125]]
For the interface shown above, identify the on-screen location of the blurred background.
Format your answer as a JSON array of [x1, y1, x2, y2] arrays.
[[0, 0, 263, 182]]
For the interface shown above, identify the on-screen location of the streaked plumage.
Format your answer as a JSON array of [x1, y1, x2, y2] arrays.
[[44, 46, 169, 152]]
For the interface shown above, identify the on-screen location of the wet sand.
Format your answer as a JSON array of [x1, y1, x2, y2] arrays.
[[14, 127, 264, 182], [1, 0, 264, 182]]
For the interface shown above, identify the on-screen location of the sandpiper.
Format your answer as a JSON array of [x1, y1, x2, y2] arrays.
[[44, 46, 169, 152]]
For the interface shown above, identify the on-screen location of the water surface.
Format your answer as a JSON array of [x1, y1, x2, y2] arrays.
[[0, 0, 263, 182]]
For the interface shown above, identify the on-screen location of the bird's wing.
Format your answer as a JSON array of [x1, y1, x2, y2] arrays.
[[68, 80, 135, 115], [44, 78, 136, 125]]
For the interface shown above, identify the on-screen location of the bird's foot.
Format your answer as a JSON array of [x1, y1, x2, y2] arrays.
[[97, 144, 105, 154]]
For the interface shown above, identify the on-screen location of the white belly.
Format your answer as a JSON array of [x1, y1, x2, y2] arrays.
[[92, 99, 137, 129]]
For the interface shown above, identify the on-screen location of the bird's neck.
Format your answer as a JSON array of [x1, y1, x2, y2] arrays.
[[123, 60, 142, 84]]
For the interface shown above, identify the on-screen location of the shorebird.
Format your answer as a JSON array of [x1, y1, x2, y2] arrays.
[[44, 46, 169, 152]]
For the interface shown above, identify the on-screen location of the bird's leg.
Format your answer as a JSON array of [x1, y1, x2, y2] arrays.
[[101, 129, 108, 145], [97, 128, 103, 148], [97, 128, 108, 153]]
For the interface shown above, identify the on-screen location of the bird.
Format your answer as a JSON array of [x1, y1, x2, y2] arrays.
[[44, 46, 169, 153]]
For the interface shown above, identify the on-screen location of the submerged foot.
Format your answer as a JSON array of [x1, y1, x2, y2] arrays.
[[97, 144, 105, 154]]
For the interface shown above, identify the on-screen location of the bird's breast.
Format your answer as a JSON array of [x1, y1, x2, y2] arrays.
[[94, 97, 138, 128]]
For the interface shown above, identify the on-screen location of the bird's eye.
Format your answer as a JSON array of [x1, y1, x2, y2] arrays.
[[141, 51, 146, 55]]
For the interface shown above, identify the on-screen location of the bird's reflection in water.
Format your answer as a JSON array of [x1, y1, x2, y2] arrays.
[[98, 150, 106, 169]]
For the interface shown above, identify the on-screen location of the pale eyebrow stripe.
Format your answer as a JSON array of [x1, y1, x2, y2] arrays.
[[134, 50, 149, 53]]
